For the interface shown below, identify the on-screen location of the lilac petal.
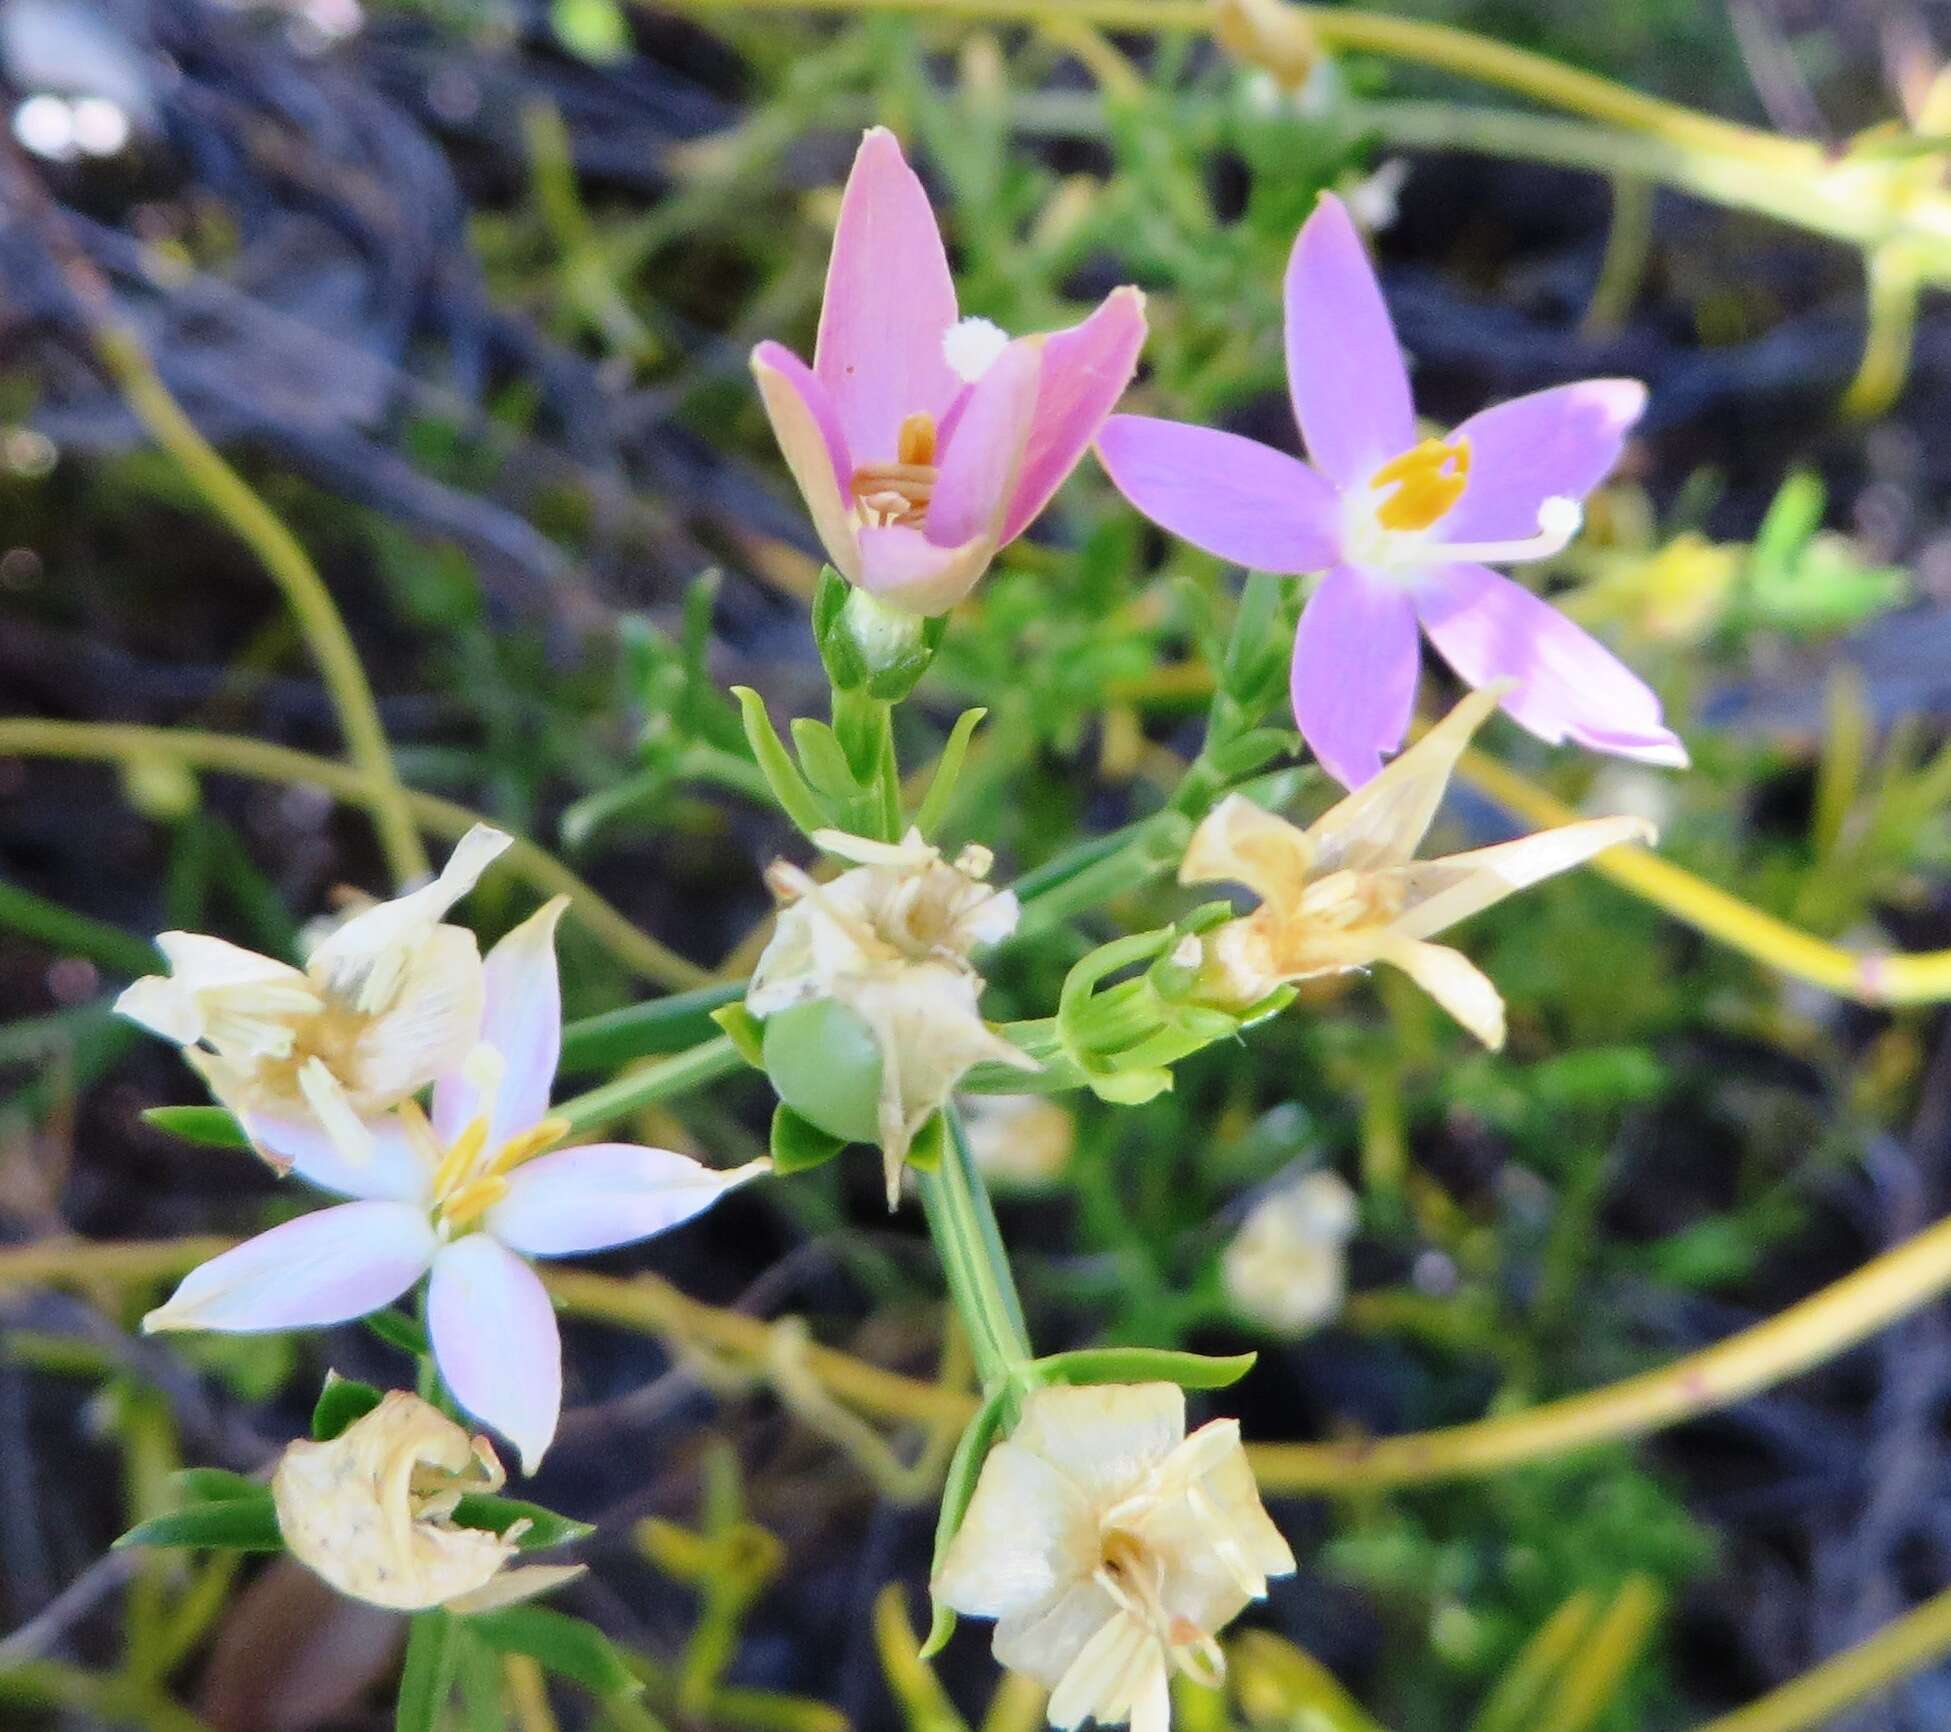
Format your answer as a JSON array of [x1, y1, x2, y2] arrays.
[[433, 898, 566, 1147], [1418, 562, 1688, 765], [262, 1113, 433, 1205], [814, 127, 962, 460], [1284, 194, 1416, 490], [855, 523, 996, 617], [999, 287, 1148, 545], [752, 341, 860, 581], [143, 1202, 435, 1334], [927, 339, 1042, 551], [1441, 380, 1647, 543], [1290, 565, 1422, 789], [1094, 415, 1342, 574], [488, 1145, 765, 1258], [428, 1235, 561, 1475]]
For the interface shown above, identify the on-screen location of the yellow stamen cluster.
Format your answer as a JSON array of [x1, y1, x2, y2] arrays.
[[851, 411, 940, 526], [400, 1100, 572, 1234], [1369, 435, 1471, 532]]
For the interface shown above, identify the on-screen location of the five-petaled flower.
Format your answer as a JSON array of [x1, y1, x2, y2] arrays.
[[1097, 193, 1687, 789], [935, 1382, 1295, 1732], [272, 1388, 583, 1613], [1180, 685, 1654, 1048], [1221, 1171, 1358, 1337], [143, 898, 767, 1472], [752, 127, 1147, 616], [749, 828, 1036, 1206], [116, 825, 512, 1173]]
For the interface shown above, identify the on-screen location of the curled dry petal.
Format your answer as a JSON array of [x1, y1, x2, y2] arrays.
[[272, 1389, 583, 1612]]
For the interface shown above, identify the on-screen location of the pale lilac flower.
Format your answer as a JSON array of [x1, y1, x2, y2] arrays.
[[751, 127, 1147, 616], [1096, 193, 1687, 789], [144, 899, 767, 1473]]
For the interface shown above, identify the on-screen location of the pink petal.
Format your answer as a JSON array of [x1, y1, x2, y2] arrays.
[[1094, 415, 1342, 574], [814, 127, 962, 461], [1440, 380, 1647, 544], [1291, 566, 1422, 788], [428, 1235, 562, 1475], [855, 523, 996, 616], [488, 1145, 765, 1258], [261, 1113, 433, 1206], [1418, 562, 1688, 765], [999, 287, 1148, 545], [142, 1202, 435, 1334], [752, 341, 860, 581], [927, 339, 1041, 551], [1285, 195, 1417, 490], [433, 898, 566, 1147]]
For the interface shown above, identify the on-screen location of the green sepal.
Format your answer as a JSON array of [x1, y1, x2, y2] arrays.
[[811, 567, 868, 691], [115, 1496, 283, 1553], [732, 685, 830, 837], [141, 1105, 250, 1151], [769, 1103, 849, 1175], [906, 1111, 945, 1174], [912, 708, 987, 840], [312, 1373, 385, 1441], [791, 717, 868, 807], [710, 1003, 767, 1069], [172, 1467, 263, 1504], [450, 1494, 595, 1551], [1033, 1346, 1258, 1391], [918, 1385, 1012, 1660], [366, 1307, 430, 1358], [466, 1605, 643, 1697]]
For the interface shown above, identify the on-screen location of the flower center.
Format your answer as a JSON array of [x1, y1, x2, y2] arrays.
[[1094, 1530, 1226, 1690], [851, 412, 939, 529], [400, 1099, 571, 1235], [1368, 435, 1471, 532]]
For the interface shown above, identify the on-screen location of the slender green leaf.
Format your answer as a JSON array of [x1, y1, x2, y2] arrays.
[[467, 1605, 642, 1697], [365, 1308, 430, 1358], [919, 1388, 1011, 1659], [313, 1376, 386, 1441], [913, 708, 987, 840], [451, 1494, 595, 1551], [141, 1105, 250, 1151], [1033, 1346, 1258, 1391], [559, 983, 745, 1073], [173, 1467, 263, 1504], [116, 1497, 283, 1552], [732, 686, 829, 837]]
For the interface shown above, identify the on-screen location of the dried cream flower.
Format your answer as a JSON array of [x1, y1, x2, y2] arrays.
[[270, 1389, 582, 1613], [749, 828, 1035, 1204], [1222, 1172, 1358, 1335], [116, 826, 510, 1169], [1181, 687, 1654, 1048], [934, 1383, 1295, 1732], [959, 1093, 1075, 1190]]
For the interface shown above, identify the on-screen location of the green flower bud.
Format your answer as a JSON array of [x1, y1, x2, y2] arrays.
[[760, 997, 884, 1146]]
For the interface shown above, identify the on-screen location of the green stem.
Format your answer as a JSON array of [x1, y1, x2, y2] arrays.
[[916, 1108, 1034, 1408], [556, 1035, 748, 1139]]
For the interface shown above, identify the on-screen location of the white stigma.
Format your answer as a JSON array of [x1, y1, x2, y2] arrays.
[[942, 316, 1010, 382], [1436, 495, 1583, 566]]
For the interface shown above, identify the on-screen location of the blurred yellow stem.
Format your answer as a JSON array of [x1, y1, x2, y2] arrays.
[[0, 718, 707, 990], [1691, 1582, 1951, 1732], [89, 324, 429, 889], [17, 1209, 1951, 1492]]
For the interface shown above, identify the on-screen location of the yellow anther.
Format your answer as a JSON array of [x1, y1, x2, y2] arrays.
[[439, 1174, 511, 1232], [1368, 436, 1470, 532], [487, 1116, 573, 1179], [428, 1113, 490, 1204], [896, 411, 937, 467]]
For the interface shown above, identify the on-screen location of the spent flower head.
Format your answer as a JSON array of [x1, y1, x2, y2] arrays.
[[1180, 686, 1654, 1048], [752, 127, 1146, 615], [116, 825, 512, 1171], [750, 828, 1035, 1205], [1222, 1171, 1358, 1336], [934, 1383, 1295, 1732], [272, 1389, 582, 1613], [1097, 193, 1685, 788], [144, 898, 766, 1471]]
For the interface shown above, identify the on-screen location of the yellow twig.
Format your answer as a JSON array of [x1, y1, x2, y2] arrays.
[[15, 1213, 1951, 1494], [1690, 1583, 1951, 1732], [0, 145, 427, 886], [1455, 745, 1951, 1006], [0, 718, 708, 990]]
